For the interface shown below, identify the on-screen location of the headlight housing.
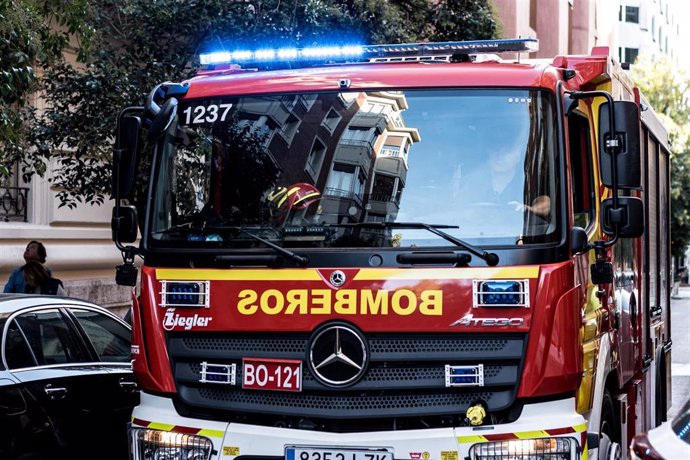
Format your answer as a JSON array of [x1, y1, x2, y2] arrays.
[[130, 428, 213, 460], [469, 437, 575, 460]]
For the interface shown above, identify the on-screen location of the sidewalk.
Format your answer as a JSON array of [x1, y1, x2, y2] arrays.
[[669, 286, 690, 418]]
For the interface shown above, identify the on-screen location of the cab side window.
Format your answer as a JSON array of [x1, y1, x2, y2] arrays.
[[69, 309, 131, 363], [568, 113, 595, 228], [14, 310, 87, 366]]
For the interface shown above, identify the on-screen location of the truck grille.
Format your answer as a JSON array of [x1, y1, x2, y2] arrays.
[[168, 332, 526, 430]]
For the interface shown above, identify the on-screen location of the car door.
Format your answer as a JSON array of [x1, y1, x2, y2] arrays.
[[6, 307, 112, 459], [66, 306, 138, 460]]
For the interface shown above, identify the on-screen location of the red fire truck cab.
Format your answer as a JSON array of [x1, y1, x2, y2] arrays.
[[111, 39, 672, 460]]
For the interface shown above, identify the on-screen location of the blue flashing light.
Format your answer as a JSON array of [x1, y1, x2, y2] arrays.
[[476, 280, 528, 307], [232, 50, 253, 61], [198, 39, 536, 68], [167, 281, 204, 306], [255, 49, 276, 60], [199, 51, 232, 65]]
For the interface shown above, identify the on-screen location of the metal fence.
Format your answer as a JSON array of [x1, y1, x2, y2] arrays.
[[1, 186, 29, 222]]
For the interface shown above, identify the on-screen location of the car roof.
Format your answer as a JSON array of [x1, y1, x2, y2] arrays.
[[0, 294, 106, 316]]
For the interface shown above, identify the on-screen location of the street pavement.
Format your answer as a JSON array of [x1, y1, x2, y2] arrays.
[[669, 286, 690, 418]]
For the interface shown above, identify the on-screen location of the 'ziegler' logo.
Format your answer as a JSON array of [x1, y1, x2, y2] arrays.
[[450, 314, 524, 327], [163, 309, 213, 330]]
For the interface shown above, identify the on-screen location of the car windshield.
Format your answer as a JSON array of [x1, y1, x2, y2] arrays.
[[150, 89, 559, 249]]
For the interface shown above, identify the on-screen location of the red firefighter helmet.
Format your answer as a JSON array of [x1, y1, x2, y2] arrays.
[[268, 182, 321, 224]]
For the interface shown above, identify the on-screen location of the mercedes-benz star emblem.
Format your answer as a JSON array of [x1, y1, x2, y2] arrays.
[[308, 323, 368, 387], [329, 270, 346, 287]]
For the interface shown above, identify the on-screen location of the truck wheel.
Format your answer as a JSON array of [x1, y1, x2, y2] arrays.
[[598, 392, 621, 460]]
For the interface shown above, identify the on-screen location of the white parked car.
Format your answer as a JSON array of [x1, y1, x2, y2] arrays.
[[631, 398, 690, 459]]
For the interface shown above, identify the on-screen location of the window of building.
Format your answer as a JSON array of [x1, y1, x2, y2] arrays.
[[321, 108, 342, 133], [623, 47, 639, 64], [305, 138, 327, 181], [280, 114, 301, 144], [530, 0, 537, 29], [237, 115, 276, 148], [652, 16, 656, 41], [0, 161, 29, 222], [298, 94, 317, 111], [341, 126, 377, 146], [371, 174, 399, 203], [625, 6, 639, 23], [380, 145, 401, 157], [325, 163, 364, 201], [619, 5, 623, 21]]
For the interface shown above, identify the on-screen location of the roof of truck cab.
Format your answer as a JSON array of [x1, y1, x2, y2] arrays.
[[183, 60, 561, 99]]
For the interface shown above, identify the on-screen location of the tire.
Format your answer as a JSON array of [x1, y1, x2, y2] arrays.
[[598, 392, 622, 460]]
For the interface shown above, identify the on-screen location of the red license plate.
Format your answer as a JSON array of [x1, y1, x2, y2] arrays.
[[242, 358, 302, 392]]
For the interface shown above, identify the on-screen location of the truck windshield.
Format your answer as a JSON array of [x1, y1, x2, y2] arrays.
[[150, 89, 559, 249]]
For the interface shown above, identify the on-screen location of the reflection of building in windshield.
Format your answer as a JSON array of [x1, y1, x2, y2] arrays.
[[318, 92, 420, 244], [232, 92, 419, 243]]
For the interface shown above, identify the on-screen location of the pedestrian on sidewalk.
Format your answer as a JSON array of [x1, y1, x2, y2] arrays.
[[22, 260, 65, 295], [3, 240, 52, 293]]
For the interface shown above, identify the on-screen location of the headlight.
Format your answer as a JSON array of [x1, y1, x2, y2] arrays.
[[469, 437, 574, 460], [130, 428, 213, 460]]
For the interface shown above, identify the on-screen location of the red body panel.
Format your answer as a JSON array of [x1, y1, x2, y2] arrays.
[[183, 62, 560, 99], [133, 263, 582, 397]]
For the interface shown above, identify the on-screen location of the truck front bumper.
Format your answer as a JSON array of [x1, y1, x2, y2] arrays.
[[130, 393, 587, 460]]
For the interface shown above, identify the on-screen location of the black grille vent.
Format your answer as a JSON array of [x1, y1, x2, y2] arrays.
[[169, 332, 526, 430]]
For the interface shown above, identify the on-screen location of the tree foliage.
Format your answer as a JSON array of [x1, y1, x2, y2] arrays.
[[0, 0, 90, 178], [0, 0, 497, 207], [631, 55, 690, 258]]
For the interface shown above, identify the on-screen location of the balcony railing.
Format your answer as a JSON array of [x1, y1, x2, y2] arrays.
[[365, 193, 399, 204], [1, 186, 29, 222]]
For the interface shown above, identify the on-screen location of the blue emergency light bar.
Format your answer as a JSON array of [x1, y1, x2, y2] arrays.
[[198, 38, 538, 66]]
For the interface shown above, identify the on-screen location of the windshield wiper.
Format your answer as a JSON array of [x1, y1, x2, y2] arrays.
[[230, 226, 308, 266], [329, 222, 499, 266]]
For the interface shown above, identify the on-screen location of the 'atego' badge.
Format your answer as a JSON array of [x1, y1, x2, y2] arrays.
[[450, 314, 524, 327]]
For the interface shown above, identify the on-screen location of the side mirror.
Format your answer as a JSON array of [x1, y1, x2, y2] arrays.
[[113, 115, 141, 199], [601, 197, 644, 238], [112, 206, 139, 243], [148, 98, 178, 141], [571, 226, 589, 254], [598, 101, 641, 189]]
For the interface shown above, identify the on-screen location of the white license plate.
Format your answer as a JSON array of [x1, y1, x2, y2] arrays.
[[286, 447, 393, 460]]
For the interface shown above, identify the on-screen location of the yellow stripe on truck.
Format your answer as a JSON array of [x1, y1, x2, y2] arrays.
[[156, 268, 322, 281], [354, 267, 539, 281]]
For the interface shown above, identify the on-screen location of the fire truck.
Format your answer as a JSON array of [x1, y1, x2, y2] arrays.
[[111, 39, 672, 460]]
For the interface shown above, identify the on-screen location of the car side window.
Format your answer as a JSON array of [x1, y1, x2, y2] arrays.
[[4, 319, 37, 369], [14, 309, 88, 366], [69, 309, 131, 363]]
